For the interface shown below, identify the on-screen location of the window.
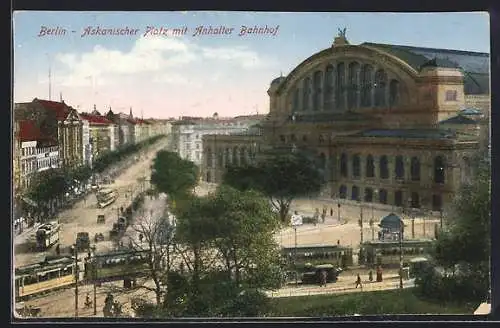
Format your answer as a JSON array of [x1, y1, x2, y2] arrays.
[[351, 185, 359, 201], [196, 143, 200, 149], [360, 64, 373, 107], [293, 88, 300, 112], [445, 90, 457, 101], [379, 155, 389, 179], [432, 194, 442, 211], [374, 69, 387, 107], [411, 192, 420, 208], [324, 65, 335, 110], [336, 63, 345, 110], [302, 135, 308, 142], [339, 185, 347, 199], [196, 152, 200, 160], [290, 134, 297, 142], [410, 157, 420, 181], [379, 189, 388, 204], [313, 71, 323, 111], [389, 80, 400, 106], [395, 155, 404, 179], [394, 190, 403, 207], [364, 187, 373, 202], [340, 153, 348, 177], [347, 62, 359, 109], [302, 78, 311, 110], [279, 135, 286, 143], [352, 154, 361, 178], [366, 155, 375, 178], [206, 172, 211, 183], [434, 156, 445, 184]]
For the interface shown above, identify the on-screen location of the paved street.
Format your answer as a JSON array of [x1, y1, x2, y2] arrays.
[[14, 139, 169, 267]]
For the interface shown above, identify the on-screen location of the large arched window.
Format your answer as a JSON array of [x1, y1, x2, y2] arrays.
[[347, 62, 360, 109], [374, 69, 387, 107], [394, 190, 403, 207], [340, 153, 348, 177], [352, 154, 361, 178], [360, 64, 373, 107], [313, 71, 322, 111], [364, 187, 374, 202], [351, 185, 359, 201], [411, 192, 420, 208], [335, 63, 345, 110], [292, 88, 300, 113], [232, 147, 238, 165], [379, 189, 388, 204], [324, 65, 335, 111], [379, 155, 389, 179], [366, 154, 375, 178], [339, 185, 347, 199], [395, 155, 404, 179], [389, 79, 400, 107], [434, 156, 445, 184], [206, 147, 212, 168], [411, 157, 420, 181], [240, 147, 247, 166], [302, 78, 311, 111]]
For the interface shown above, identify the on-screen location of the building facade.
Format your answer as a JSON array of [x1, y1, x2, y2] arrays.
[[202, 34, 489, 212], [80, 112, 115, 159], [172, 115, 259, 166], [15, 99, 84, 169], [82, 119, 92, 167]]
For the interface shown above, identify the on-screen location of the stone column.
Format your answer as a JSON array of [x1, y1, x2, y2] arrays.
[[371, 69, 377, 107], [355, 66, 361, 108]]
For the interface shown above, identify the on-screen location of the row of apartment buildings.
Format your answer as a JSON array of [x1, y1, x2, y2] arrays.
[[13, 98, 172, 196], [170, 112, 264, 167]]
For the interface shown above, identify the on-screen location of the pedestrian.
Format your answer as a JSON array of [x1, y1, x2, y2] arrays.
[[55, 244, 60, 256], [355, 273, 362, 289], [321, 208, 326, 224], [376, 266, 383, 282], [330, 208, 333, 217], [368, 270, 373, 282], [319, 270, 328, 287]]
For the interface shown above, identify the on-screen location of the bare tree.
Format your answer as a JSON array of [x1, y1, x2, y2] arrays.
[[128, 198, 176, 306]]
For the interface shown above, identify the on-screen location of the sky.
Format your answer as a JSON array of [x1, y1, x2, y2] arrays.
[[13, 12, 490, 119]]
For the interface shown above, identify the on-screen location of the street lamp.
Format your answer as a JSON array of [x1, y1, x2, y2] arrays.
[[370, 189, 378, 241], [399, 221, 404, 289], [407, 197, 415, 239], [357, 199, 364, 244], [439, 208, 444, 230]]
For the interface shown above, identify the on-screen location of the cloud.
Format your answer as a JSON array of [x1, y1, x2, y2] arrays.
[[54, 37, 275, 87]]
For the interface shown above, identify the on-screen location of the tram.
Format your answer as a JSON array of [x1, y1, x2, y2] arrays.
[[281, 244, 354, 269], [35, 222, 60, 250], [359, 239, 433, 267], [84, 249, 151, 283], [96, 188, 117, 208], [14, 256, 80, 300]]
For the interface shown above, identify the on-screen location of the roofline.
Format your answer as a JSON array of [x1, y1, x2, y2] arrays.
[[362, 42, 489, 57]]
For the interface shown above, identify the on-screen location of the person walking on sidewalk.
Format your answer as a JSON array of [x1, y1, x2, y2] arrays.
[[355, 273, 363, 289]]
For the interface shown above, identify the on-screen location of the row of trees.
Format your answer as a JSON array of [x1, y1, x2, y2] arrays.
[[25, 135, 165, 205], [415, 149, 491, 303], [133, 150, 286, 317]]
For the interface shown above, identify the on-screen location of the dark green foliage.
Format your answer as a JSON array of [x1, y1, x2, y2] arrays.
[[223, 148, 325, 223], [150, 150, 198, 200], [93, 135, 164, 173], [269, 288, 475, 316], [415, 150, 490, 303], [27, 168, 69, 203]]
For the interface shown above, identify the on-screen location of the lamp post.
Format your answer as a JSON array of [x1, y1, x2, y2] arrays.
[[358, 199, 364, 244], [399, 222, 404, 289], [439, 208, 444, 229], [370, 189, 378, 241], [71, 244, 79, 317]]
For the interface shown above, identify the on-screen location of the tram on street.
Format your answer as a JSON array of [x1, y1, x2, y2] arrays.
[[84, 249, 151, 283], [14, 256, 80, 300], [281, 244, 354, 269], [35, 221, 60, 250], [96, 188, 117, 208], [359, 239, 433, 267]]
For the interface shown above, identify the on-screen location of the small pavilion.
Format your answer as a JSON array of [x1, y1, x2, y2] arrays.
[[378, 213, 405, 241]]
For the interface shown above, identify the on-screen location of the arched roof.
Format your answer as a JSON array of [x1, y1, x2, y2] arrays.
[[378, 213, 404, 229]]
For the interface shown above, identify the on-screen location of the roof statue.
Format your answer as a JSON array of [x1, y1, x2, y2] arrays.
[[333, 27, 349, 46], [337, 27, 347, 38]]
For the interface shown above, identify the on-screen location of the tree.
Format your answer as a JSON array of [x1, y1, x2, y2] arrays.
[[416, 150, 490, 302], [129, 196, 176, 306], [150, 151, 198, 201], [223, 148, 325, 224]]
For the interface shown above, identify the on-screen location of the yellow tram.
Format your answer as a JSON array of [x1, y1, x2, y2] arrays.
[[14, 256, 78, 300]]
